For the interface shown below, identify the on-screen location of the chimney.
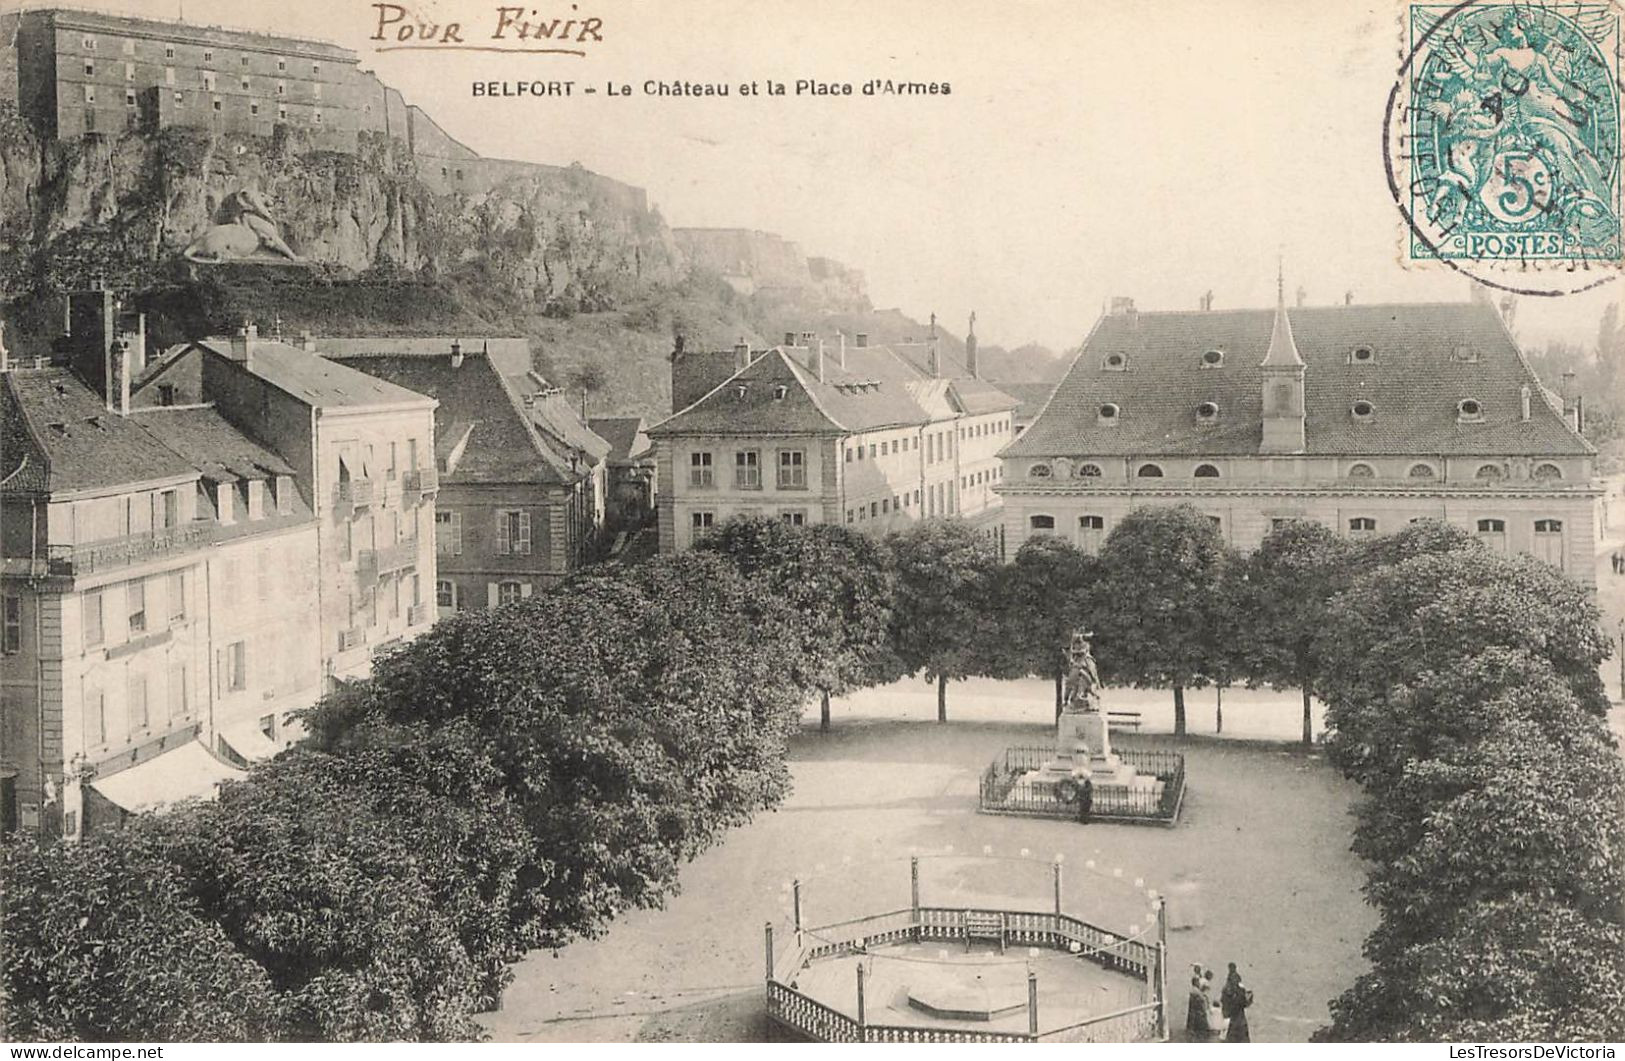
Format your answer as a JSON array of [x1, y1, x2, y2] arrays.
[[927, 335, 940, 378], [855, 332, 868, 348], [1109, 296, 1136, 315], [450, 339, 464, 368], [229, 321, 258, 366], [1344, 290, 1354, 306], [784, 331, 797, 347], [733, 338, 751, 371], [838, 331, 848, 369], [298, 330, 315, 351], [815, 337, 826, 383], [1295, 286, 1307, 308], [1199, 291, 1214, 312], [1499, 295, 1518, 329], [108, 337, 131, 415], [1575, 394, 1585, 434], [965, 311, 979, 379], [1520, 383, 1532, 422]]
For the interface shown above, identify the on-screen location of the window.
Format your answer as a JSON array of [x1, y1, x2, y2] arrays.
[[1193, 463, 1221, 478], [222, 640, 247, 692], [1030, 463, 1053, 478], [1458, 398, 1484, 422], [1078, 515, 1105, 554], [169, 661, 188, 719], [494, 581, 524, 606], [165, 45, 175, 59], [1475, 463, 1506, 481], [277, 80, 286, 96], [212, 98, 222, 112], [1408, 463, 1436, 479], [690, 452, 714, 488], [1099, 403, 1120, 423], [1477, 518, 1507, 532], [240, 77, 250, 91], [735, 450, 761, 489], [128, 673, 148, 732], [436, 579, 456, 611], [204, 72, 216, 90], [313, 62, 322, 75], [690, 512, 715, 534], [781, 510, 807, 526], [167, 571, 185, 622], [882, 499, 891, 514], [278, 105, 288, 120], [1201, 349, 1224, 367], [1348, 462, 1376, 479], [250, 103, 259, 116], [1348, 517, 1378, 539], [203, 49, 213, 62], [845, 446, 853, 463], [125, 61, 134, 80], [313, 109, 323, 124], [1350, 345, 1374, 364], [278, 58, 287, 71], [1533, 519, 1564, 567], [240, 55, 249, 67], [847, 509, 856, 524], [126, 580, 147, 634], [496, 510, 531, 556], [1137, 463, 1164, 478], [778, 450, 807, 489], [1076, 463, 1103, 478], [84, 591, 104, 647], [84, 61, 95, 76], [83, 85, 96, 104], [1196, 402, 1219, 422], [435, 510, 462, 555], [1532, 462, 1563, 481], [2, 596, 20, 654], [83, 35, 96, 49], [1452, 344, 1479, 363], [1351, 400, 1375, 421], [1030, 515, 1056, 533], [1103, 352, 1127, 371]]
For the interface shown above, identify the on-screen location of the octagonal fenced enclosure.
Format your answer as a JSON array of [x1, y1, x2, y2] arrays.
[[979, 745, 1186, 825], [763, 852, 1169, 1043]]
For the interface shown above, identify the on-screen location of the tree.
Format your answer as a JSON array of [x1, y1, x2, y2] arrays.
[[0, 828, 277, 1041], [1093, 505, 1229, 736], [1345, 517, 1479, 574], [1231, 521, 1351, 745], [697, 516, 899, 731], [985, 536, 1101, 717], [887, 520, 1002, 722]]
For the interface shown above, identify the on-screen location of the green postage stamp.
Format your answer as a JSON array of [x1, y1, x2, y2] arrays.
[[1389, 1, 1624, 290]]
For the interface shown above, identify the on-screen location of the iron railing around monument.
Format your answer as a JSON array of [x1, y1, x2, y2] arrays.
[[978, 746, 1184, 825]]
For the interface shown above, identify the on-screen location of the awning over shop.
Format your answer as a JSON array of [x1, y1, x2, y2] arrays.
[[88, 740, 246, 815], [218, 719, 283, 764]]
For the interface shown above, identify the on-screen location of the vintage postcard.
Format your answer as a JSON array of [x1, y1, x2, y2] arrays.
[[2, 0, 1624, 1051]]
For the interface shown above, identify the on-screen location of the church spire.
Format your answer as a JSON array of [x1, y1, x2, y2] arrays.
[[1261, 258, 1304, 368], [1260, 262, 1307, 453]]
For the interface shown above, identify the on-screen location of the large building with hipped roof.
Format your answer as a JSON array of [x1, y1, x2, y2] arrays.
[[998, 284, 1597, 581], [649, 318, 1019, 552]]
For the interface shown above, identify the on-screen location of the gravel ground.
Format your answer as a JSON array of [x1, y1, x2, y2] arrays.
[[480, 692, 1374, 1044]]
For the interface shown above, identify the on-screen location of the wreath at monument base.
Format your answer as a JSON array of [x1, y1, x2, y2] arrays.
[[1056, 777, 1082, 804]]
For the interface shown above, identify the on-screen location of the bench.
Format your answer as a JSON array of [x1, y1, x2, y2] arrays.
[[963, 910, 1006, 953], [1107, 710, 1144, 731]]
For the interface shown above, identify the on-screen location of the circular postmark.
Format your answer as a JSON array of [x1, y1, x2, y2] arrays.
[[1384, 0, 1625, 296]]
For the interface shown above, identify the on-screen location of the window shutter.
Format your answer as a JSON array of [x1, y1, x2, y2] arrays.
[[517, 511, 531, 555], [451, 512, 463, 556], [520, 582, 533, 598], [495, 512, 510, 555], [487, 582, 499, 608]]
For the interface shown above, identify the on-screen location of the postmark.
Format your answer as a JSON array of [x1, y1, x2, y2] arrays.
[[1386, 0, 1625, 294]]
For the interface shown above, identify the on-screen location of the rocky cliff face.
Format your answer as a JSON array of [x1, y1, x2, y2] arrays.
[[0, 116, 682, 315]]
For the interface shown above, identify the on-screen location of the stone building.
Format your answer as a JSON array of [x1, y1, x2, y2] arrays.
[[649, 322, 1019, 553], [998, 288, 1597, 581], [327, 342, 601, 614], [15, 7, 365, 150]]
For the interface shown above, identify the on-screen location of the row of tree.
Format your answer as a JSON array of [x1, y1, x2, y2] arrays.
[[2, 553, 811, 1041]]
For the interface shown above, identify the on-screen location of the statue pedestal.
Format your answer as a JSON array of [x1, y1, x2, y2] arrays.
[[1023, 708, 1163, 808]]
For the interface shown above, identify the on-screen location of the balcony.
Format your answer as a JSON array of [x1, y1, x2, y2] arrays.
[[403, 468, 439, 497], [377, 538, 418, 574], [407, 602, 432, 627], [43, 523, 212, 577], [334, 479, 375, 510]]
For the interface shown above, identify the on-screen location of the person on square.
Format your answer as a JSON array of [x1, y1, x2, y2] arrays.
[[1221, 964, 1253, 1042], [1187, 975, 1213, 1038]]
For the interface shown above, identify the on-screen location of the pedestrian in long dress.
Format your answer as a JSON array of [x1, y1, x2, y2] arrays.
[[1220, 964, 1253, 1043], [1186, 976, 1212, 1039]]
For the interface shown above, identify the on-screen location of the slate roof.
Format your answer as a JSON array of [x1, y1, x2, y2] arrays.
[[518, 381, 613, 464], [1001, 381, 1060, 423], [1, 369, 197, 495], [328, 353, 580, 485], [589, 417, 652, 462], [1006, 302, 1592, 458], [134, 406, 295, 483], [948, 376, 1022, 416], [194, 339, 434, 410]]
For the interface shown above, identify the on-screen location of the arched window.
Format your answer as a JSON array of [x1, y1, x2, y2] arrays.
[[1103, 352, 1128, 371], [1030, 463, 1053, 479], [1193, 463, 1221, 478], [1098, 403, 1120, 423], [1475, 463, 1505, 481], [1137, 463, 1164, 478], [1532, 462, 1563, 481], [1458, 398, 1484, 421], [1408, 463, 1436, 479], [1351, 400, 1375, 421], [1347, 462, 1376, 479], [1201, 349, 1224, 368], [1075, 463, 1103, 478], [1030, 514, 1056, 533], [1196, 401, 1219, 423]]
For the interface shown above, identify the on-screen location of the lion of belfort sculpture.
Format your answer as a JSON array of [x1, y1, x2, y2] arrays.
[[182, 188, 300, 264]]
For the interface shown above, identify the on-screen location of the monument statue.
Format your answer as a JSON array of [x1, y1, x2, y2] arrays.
[[182, 188, 300, 263], [1061, 630, 1101, 714]]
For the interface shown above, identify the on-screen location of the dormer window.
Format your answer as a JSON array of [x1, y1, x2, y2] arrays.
[[1196, 401, 1219, 423], [1453, 344, 1479, 363], [1349, 345, 1375, 364], [1457, 398, 1484, 422], [773, 384, 788, 400], [733, 384, 748, 399], [1201, 349, 1224, 368], [1030, 463, 1053, 478], [1103, 353, 1128, 371], [1351, 400, 1375, 422], [1098, 403, 1120, 424]]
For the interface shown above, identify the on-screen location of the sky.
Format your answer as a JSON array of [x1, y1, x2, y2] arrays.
[[35, 0, 1622, 354]]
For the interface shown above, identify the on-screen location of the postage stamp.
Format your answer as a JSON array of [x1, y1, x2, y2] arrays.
[[1386, 0, 1624, 292]]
